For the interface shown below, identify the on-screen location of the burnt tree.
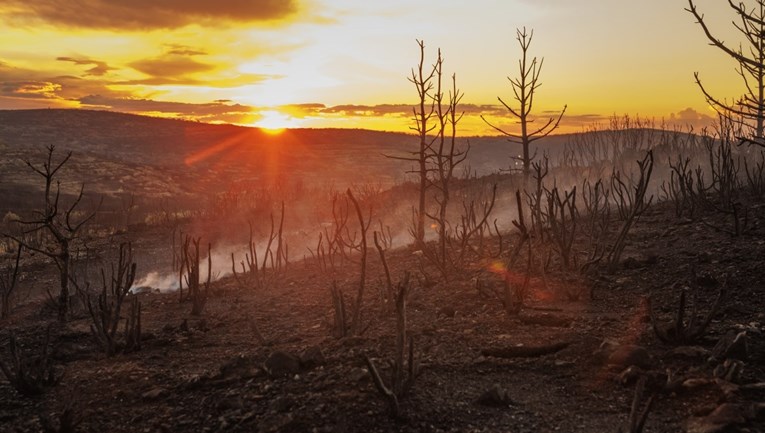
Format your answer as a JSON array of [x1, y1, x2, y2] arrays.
[[481, 27, 567, 177], [3, 145, 95, 322], [687, 0, 765, 147]]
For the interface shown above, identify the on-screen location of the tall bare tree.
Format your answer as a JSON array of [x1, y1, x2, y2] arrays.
[[3, 145, 95, 322], [687, 0, 765, 147], [426, 69, 468, 273], [481, 27, 567, 177], [387, 40, 438, 246]]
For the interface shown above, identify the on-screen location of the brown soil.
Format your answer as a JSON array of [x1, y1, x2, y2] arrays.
[[1, 197, 764, 433]]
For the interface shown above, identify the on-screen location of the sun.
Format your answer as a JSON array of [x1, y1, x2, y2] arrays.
[[255, 110, 300, 134]]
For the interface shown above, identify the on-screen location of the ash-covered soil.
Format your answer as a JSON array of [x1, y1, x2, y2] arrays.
[[1, 196, 764, 433]]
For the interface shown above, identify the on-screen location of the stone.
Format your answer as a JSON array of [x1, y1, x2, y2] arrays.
[[617, 365, 644, 385], [437, 306, 456, 318], [681, 378, 712, 390], [476, 385, 515, 407], [141, 387, 167, 401], [299, 346, 326, 369], [668, 346, 710, 359], [713, 359, 744, 383], [264, 351, 301, 377], [712, 331, 747, 361], [219, 355, 261, 380], [606, 345, 652, 369], [686, 404, 748, 433]]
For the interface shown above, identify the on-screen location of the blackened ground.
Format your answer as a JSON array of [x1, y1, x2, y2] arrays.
[[0, 196, 764, 433]]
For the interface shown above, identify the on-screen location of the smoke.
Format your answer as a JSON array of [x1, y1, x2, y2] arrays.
[[132, 271, 179, 293], [131, 242, 255, 293]]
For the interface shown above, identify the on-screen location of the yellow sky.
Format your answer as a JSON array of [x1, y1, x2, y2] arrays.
[[0, 0, 749, 134]]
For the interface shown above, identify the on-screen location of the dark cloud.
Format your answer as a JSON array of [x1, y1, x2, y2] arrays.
[[79, 94, 252, 118], [163, 44, 208, 57], [321, 104, 411, 116], [115, 73, 277, 87], [128, 56, 215, 79], [0, 0, 298, 30], [0, 61, 131, 103], [556, 113, 607, 127], [318, 103, 519, 118], [668, 107, 716, 129], [56, 56, 115, 76], [1, 81, 61, 98]]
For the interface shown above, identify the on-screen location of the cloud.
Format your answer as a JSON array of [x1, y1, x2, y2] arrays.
[[56, 56, 115, 76], [163, 44, 208, 57], [1, 81, 61, 99], [114, 73, 277, 88], [1, 61, 132, 103], [320, 104, 411, 117], [668, 107, 717, 129], [0, 0, 298, 30], [79, 95, 252, 118], [129, 56, 215, 79]]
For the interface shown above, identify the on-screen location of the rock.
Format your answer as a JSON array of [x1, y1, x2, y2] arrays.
[[712, 331, 747, 361], [592, 339, 620, 362], [476, 385, 515, 407], [258, 413, 296, 433], [621, 256, 641, 269], [299, 346, 326, 369], [219, 355, 262, 380], [686, 404, 748, 433], [131, 285, 153, 294], [617, 365, 644, 385], [141, 387, 167, 401], [740, 382, 765, 391], [668, 346, 710, 359], [264, 351, 301, 377], [195, 319, 209, 332], [682, 378, 712, 390], [437, 306, 456, 318], [713, 359, 744, 383], [713, 378, 740, 399], [606, 345, 652, 369], [347, 367, 368, 383], [695, 273, 719, 288]]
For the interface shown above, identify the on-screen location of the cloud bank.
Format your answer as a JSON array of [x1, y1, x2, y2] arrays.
[[0, 0, 298, 30]]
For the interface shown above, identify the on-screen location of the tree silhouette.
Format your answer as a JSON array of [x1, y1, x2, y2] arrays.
[[3, 146, 95, 322], [386, 40, 440, 246], [481, 27, 567, 177], [687, 0, 765, 147]]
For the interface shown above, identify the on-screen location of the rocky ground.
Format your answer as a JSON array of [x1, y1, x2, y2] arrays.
[[1, 195, 764, 433]]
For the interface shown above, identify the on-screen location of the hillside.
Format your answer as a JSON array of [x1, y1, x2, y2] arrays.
[[0, 109, 764, 433], [0, 109, 607, 213]]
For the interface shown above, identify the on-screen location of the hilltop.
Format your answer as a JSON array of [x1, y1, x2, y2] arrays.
[[0, 109, 597, 213]]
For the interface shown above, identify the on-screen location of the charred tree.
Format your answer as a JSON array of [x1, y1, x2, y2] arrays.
[[482, 27, 567, 177], [386, 40, 438, 247], [687, 0, 765, 147], [3, 145, 96, 322]]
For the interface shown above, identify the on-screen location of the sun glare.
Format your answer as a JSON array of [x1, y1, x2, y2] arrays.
[[255, 110, 299, 133]]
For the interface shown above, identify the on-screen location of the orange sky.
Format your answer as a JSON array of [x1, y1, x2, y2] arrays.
[[0, 0, 748, 135]]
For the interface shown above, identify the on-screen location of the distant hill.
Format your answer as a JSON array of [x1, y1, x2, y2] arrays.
[[0, 110, 519, 208], [1, 109, 625, 214]]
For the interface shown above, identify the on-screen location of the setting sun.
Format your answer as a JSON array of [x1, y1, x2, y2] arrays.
[[255, 110, 300, 133]]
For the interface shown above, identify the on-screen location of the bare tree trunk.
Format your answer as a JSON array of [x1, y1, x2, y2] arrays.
[[58, 248, 70, 322], [481, 28, 566, 174]]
